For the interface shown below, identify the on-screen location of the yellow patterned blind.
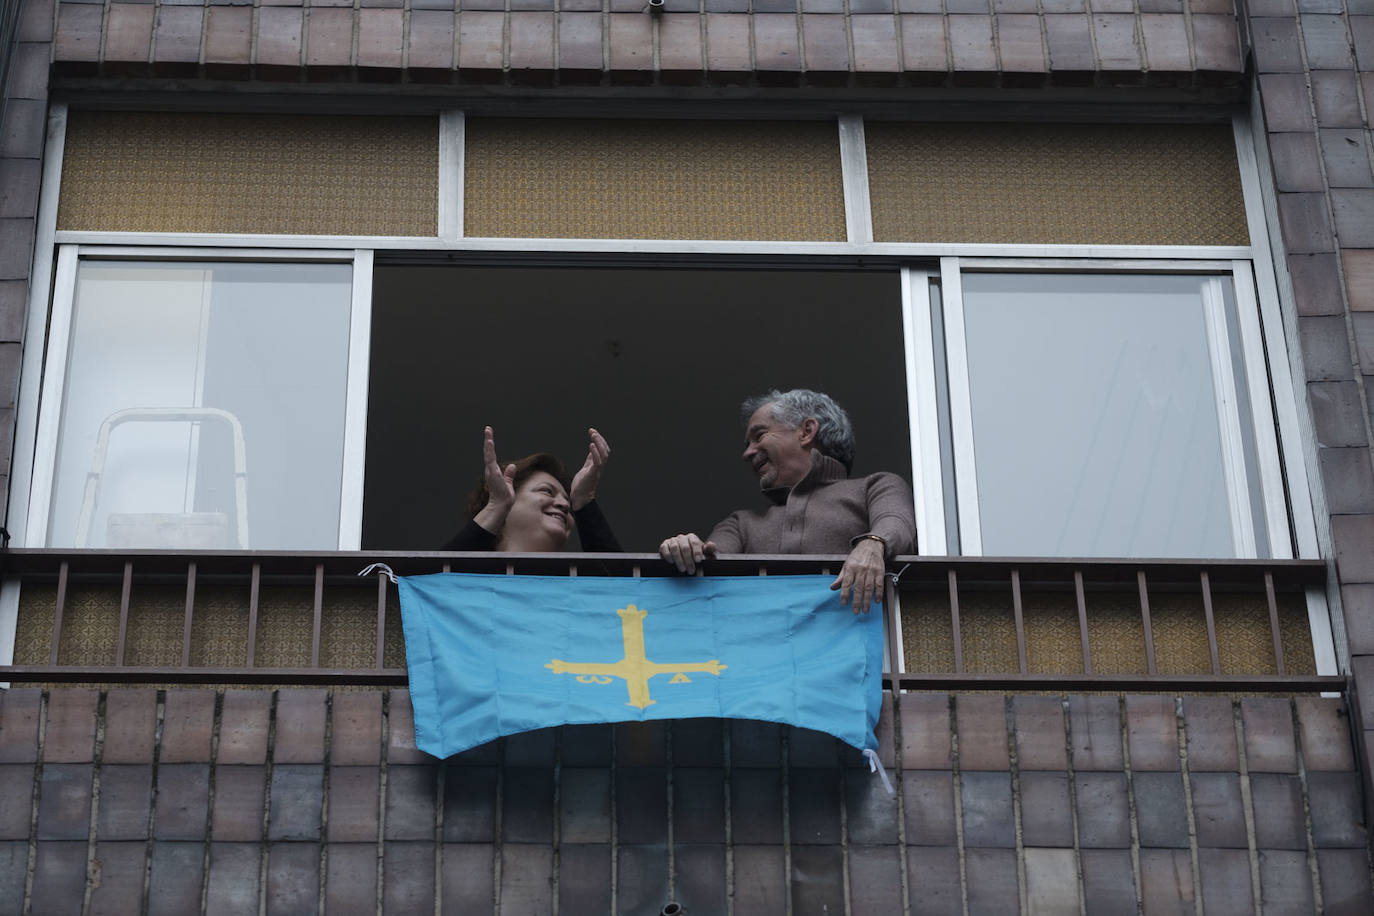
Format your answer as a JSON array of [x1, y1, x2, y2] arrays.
[[866, 123, 1249, 246], [900, 587, 1314, 677], [57, 111, 438, 236], [16, 584, 405, 671], [14, 580, 1312, 679], [463, 118, 847, 241]]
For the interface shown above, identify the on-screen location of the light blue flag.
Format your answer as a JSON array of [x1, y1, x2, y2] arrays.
[[397, 572, 884, 759]]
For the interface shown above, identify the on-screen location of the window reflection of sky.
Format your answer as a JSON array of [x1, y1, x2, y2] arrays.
[[52, 262, 352, 550], [962, 273, 1239, 558]]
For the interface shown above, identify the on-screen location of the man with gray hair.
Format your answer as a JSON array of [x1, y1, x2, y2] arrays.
[[659, 389, 916, 613]]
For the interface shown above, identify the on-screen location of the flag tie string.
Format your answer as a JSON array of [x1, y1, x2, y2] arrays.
[[358, 563, 398, 584], [863, 748, 894, 795]]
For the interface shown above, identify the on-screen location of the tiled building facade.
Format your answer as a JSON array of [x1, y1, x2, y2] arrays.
[[0, 686, 1367, 912], [3, 0, 1374, 912]]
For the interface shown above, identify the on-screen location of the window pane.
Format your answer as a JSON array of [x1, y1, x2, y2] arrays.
[[960, 272, 1254, 558], [49, 261, 352, 549]]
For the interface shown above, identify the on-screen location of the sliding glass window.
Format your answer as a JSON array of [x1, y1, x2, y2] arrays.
[[908, 263, 1290, 560], [31, 253, 371, 551]]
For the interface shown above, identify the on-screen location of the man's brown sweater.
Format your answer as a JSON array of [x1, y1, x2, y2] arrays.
[[707, 451, 916, 560]]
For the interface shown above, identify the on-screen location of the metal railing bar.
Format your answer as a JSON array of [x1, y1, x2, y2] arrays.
[[0, 665, 409, 685], [180, 562, 196, 668], [1011, 569, 1028, 676], [310, 564, 324, 669], [948, 569, 964, 674], [1074, 570, 1092, 675], [49, 560, 68, 666], [1201, 570, 1222, 676], [887, 672, 1346, 693], [246, 563, 260, 668], [7, 551, 1332, 693], [0, 666, 1341, 693], [0, 549, 1329, 583], [1265, 571, 1286, 676], [13, 570, 351, 589], [1137, 570, 1158, 677], [896, 576, 1315, 597], [375, 571, 387, 671]]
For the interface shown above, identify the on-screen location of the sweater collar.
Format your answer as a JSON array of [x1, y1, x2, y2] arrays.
[[760, 451, 849, 506]]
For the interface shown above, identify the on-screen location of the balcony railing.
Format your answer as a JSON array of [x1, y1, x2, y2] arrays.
[[0, 549, 1342, 693]]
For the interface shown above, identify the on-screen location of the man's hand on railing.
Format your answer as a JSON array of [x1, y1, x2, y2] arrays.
[[831, 537, 886, 614], [658, 533, 718, 575]]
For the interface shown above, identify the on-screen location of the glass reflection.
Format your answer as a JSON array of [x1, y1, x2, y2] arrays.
[[961, 272, 1256, 558], [50, 261, 352, 549]]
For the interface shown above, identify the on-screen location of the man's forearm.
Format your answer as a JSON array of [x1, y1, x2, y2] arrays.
[[865, 474, 917, 557], [706, 513, 744, 554]]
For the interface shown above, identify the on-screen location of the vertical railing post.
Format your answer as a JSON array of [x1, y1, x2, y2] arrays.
[[1264, 571, 1286, 675], [180, 562, 196, 667], [948, 569, 964, 674], [1137, 570, 1157, 676], [1200, 570, 1222, 676], [49, 560, 68, 666], [884, 574, 903, 694], [375, 571, 387, 671], [1074, 570, 1092, 675], [310, 564, 324, 669], [1010, 569, 1028, 676], [246, 563, 261, 668], [115, 561, 133, 667]]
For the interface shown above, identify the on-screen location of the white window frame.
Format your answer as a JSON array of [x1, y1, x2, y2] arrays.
[[4, 104, 1335, 676], [902, 255, 1334, 674], [924, 258, 1284, 560], [17, 245, 374, 553]]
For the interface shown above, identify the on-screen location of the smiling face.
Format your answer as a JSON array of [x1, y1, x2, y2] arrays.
[[500, 470, 573, 551], [742, 403, 816, 490]]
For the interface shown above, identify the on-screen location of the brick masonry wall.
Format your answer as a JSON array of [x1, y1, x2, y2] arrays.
[[0, 0, 51, 524], [0, 686, 1366, 913], [43, 0, 1244, 86], [1248, 1, 1374, 810]]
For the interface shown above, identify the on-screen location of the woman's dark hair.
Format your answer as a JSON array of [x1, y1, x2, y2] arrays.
[[464, 453, 571, 519]]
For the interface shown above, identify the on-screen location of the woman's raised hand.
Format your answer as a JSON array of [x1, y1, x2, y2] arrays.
[[570, 428, 610, 511], [473, 426, 517, 534]]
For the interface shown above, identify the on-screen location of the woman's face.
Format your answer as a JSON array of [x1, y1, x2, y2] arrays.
[[505, 470, 573, 548]]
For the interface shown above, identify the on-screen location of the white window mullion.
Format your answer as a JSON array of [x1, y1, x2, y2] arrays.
[[8, 104, 68, 548], [1200, 275, 1258, 558], [1230, 261, 1293, 559], [1233, 112, 1320, 559], [837, 115, 873, 245], [24, 245, 80, 549], [902, 267, 947, 555], [438, 111, 465, 243], [337, 249, 374, 550], [940, 256, 983, 555], [3, 101, 66, 671]]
